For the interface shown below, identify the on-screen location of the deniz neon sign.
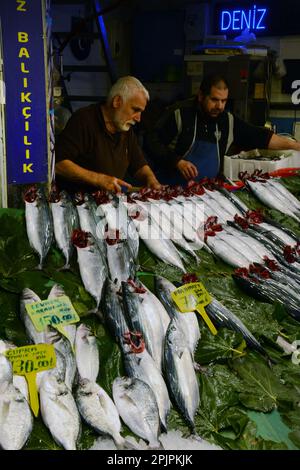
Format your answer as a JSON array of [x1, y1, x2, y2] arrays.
[[220, 5, 267, 32]]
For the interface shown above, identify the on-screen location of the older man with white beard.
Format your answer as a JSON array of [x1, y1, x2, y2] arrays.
[[55, 76, 160, 193]]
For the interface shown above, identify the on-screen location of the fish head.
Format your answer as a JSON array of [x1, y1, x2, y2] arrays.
[[71, 229, 91, 248], [23, 185, 39, 203]]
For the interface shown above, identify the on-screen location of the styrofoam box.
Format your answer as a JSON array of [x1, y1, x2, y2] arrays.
[[224, 149, 300, 181]]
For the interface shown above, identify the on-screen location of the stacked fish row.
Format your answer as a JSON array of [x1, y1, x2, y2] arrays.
[[128, 180, 300, 322], [0, 284, 123, 450], [103, 276, 201, 442], [241, 170, 300, 223], [0, 280, 202, 449]]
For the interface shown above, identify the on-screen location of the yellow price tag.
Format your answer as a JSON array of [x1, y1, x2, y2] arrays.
[[25, 295, 79, 344], [5, 344, 56, 417], [171, 282, 217, 335]]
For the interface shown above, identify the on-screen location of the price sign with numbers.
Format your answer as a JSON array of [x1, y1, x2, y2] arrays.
[[25, 295, 79, 332], [5, 344, 56, 417], [171, 282, 217, 335]]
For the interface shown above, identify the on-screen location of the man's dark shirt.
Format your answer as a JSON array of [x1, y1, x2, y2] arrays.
[[55, 103, 147, 192]]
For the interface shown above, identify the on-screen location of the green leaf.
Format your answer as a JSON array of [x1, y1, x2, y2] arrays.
[[195, 327, 246, 364], [231, 354, 299, 412], [227, 420, 288, 450], [247, 409, 297, 450]]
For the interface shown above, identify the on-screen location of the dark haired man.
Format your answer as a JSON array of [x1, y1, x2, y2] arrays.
[[145, 75, 300, 184]]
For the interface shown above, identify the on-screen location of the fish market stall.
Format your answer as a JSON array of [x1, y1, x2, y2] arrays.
[[0, 176, 300, 450]]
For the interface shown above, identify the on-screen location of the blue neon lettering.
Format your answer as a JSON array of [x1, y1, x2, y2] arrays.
[[232, 10, 241, 30], [221, 11, 231, 31], [256, 8, 266, 30], [219, 5, 267, 32], [241, 10, 251, 29]]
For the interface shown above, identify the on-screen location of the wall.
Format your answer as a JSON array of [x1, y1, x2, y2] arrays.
[[51, 1, 132, 111]]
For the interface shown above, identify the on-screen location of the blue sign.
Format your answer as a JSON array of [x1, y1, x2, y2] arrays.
[[0, 0, 48, 184], [219, 4, 268, 33]]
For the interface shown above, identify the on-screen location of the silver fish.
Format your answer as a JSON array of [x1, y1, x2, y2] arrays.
[[106, 240, 136, 288], [72, 231, 108, 311], [50, 190, 79, 269], [205, 298, 266, 356], [0, 355, 33, 450], [122, 281, 165, 370], [76, 378, 124, 448], [24, 186, 53, 269], [47, 284, 77, 348], [51, 336, 77, 391], [20, 288, 60, 345], [0, 340, 29, 400], [155, 276, 200, 357], [246, 179, 300, 223], [122, 341, 170, 432], [130, 206, 186, 272], [102, 279, 129, 343], [164, 318, 200, 430], [112, 376, 160, 448], [75, 324, 99, 382], [39, 373, 81, 450]]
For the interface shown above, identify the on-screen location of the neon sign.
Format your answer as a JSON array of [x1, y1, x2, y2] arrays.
[[219, 5, 267, 32]]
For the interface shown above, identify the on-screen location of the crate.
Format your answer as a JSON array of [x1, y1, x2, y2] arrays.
[[223, 149, 300, 181]]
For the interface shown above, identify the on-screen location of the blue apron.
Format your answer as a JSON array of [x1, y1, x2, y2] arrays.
[[156, 139, 220, 185]]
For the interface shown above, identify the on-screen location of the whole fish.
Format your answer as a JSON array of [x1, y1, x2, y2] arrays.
[[164, 318, 200, 430], [101, 279, 129, 343], [24, 186, 53, 269], [20, 288, 60, 345], [72, 230, 108, 311], [155, 276, 200, 357], [205, 188, 244, 219], [47, 284, 77, 348], [0, 355, 33, 450], [122, 281, 165, 370], [130, 207, 186, 272], [51, 335, 77, 391], [121, 336, 170, 432], [218, 186, 249, 215], [75, 193, 107, 259], [138, 200, 200, 262], [206, 235, 250, 268], [39, 373, 81, 450], [106, 238, 136, 288], [116, 195, 140, 261], [76, 378, 124, 448], [233, 272, 300, 321], [75, 324, 99, 382], [205, 298, 266, 356], [112, 376, 160, 448], [49, 189, 79, 269], [0, 340, 29, 400], [246, 179, 300, 222]]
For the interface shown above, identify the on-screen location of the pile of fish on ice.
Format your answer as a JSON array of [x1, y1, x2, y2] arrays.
[[15, 176, 300, 449], [0, 282, 221, 450]]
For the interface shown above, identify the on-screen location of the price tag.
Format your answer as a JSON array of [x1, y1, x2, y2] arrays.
[[171, 282, 217, 335], [25, 295, 79, 344], [5, 344, 56, 417]]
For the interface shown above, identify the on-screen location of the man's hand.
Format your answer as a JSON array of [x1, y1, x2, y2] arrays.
[[176, 159, 198, 180], [96, 174, 132, 193], [146, 176, 161, 190], [134, 164, 161, 190]]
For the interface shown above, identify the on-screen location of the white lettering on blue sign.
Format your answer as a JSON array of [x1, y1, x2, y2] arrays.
[[220, 5, 267, 32]]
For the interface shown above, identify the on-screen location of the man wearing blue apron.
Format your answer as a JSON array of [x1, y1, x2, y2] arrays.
[[145, 75, 300, 185]]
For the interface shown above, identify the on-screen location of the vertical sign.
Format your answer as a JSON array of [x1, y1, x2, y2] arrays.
[[0, 20, 8, 207], [0, 0, 48, 184]]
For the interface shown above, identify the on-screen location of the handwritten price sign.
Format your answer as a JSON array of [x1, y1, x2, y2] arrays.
[[5, 344, 56, 417]]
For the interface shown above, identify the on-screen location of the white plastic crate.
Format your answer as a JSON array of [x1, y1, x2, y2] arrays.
[[224, 149, 300, 181]]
